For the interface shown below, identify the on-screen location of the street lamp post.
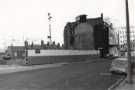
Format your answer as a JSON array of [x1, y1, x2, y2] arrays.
[[125, 0, 132, 83], [48, 13, 52, 45]]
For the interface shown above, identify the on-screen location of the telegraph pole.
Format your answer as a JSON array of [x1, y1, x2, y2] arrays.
[[48, 13, 52, 45], [125, 0, 132, 83]]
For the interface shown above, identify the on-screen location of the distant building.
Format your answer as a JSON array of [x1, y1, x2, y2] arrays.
[[7, 46, 25, 59], [64, 14, 111, 57], [108, 26, 135, 57], [6, 41, 63, 59], [118, 26, 135, 51]]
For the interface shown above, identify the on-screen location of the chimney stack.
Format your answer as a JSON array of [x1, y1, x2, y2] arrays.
[[101, 13, 103, 20], [76, 15, 87, 23]]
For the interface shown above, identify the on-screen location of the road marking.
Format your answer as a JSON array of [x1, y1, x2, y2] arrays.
[[100, 72, 112, 76], [69, 59, 109, 64], [108, 78, 125, 90]]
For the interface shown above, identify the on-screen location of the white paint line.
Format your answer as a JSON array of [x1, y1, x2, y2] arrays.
[[108, 78, 126, 90]]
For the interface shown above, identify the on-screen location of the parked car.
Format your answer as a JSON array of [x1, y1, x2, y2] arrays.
[[110, 57, 128, 75], [2, 54, 11, 60]]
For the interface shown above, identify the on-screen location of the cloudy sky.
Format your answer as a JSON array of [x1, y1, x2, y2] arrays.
[[0, 0, 134, 50]]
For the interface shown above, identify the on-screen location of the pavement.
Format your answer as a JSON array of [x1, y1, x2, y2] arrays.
[[108, 68, 135, 90], [113, 75, 135, 90], [0, 63, 66, 75], [0, 57, 102, 75], [108, 57, 135, 90]]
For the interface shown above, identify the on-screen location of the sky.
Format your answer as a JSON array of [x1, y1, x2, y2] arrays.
[[0, 0, 134, 50]]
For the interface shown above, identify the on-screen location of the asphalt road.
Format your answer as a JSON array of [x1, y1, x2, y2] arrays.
[[0, 59, 124, 90]]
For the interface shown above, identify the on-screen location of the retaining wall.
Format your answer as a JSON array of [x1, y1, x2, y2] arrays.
[[25, 50, 100, 65]]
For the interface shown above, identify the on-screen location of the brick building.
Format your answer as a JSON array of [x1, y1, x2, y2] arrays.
[[64, 14, 110, 57]]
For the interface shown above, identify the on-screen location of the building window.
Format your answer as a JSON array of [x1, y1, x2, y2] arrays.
[[35, 49, 40, 54]]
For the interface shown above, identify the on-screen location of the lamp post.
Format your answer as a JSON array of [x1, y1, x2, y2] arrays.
[[125, 0, 132, 83], [48, 13, 52, 45], [24, 40, 28, 65]]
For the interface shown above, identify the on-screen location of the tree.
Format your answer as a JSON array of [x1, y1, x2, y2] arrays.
[[31, 42, 34, 49], [47, 42, 49, 46], [41, 40, 44, 48], [24, 40, 28, 49], [61, 44, 64, 49], [104, 17, 113, 29], [52, 41, 56, 46], [57, 43, 60, 48]]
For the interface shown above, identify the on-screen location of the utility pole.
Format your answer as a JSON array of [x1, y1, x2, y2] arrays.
[[125, 0, 132, 83], [11, 38, 15, 59], [24, 40, 28, 65], [48, 13, 52, 45], [117, 28, 120, 56]]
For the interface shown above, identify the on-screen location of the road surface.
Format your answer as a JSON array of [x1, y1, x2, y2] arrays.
[[0, 59, 124, 90]]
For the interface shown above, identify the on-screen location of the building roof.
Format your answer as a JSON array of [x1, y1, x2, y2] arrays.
[[65, 16, 104, 33], [7, 46, 25, 51], [86, 17, 103, 26], [30, 44, 41, 49]]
